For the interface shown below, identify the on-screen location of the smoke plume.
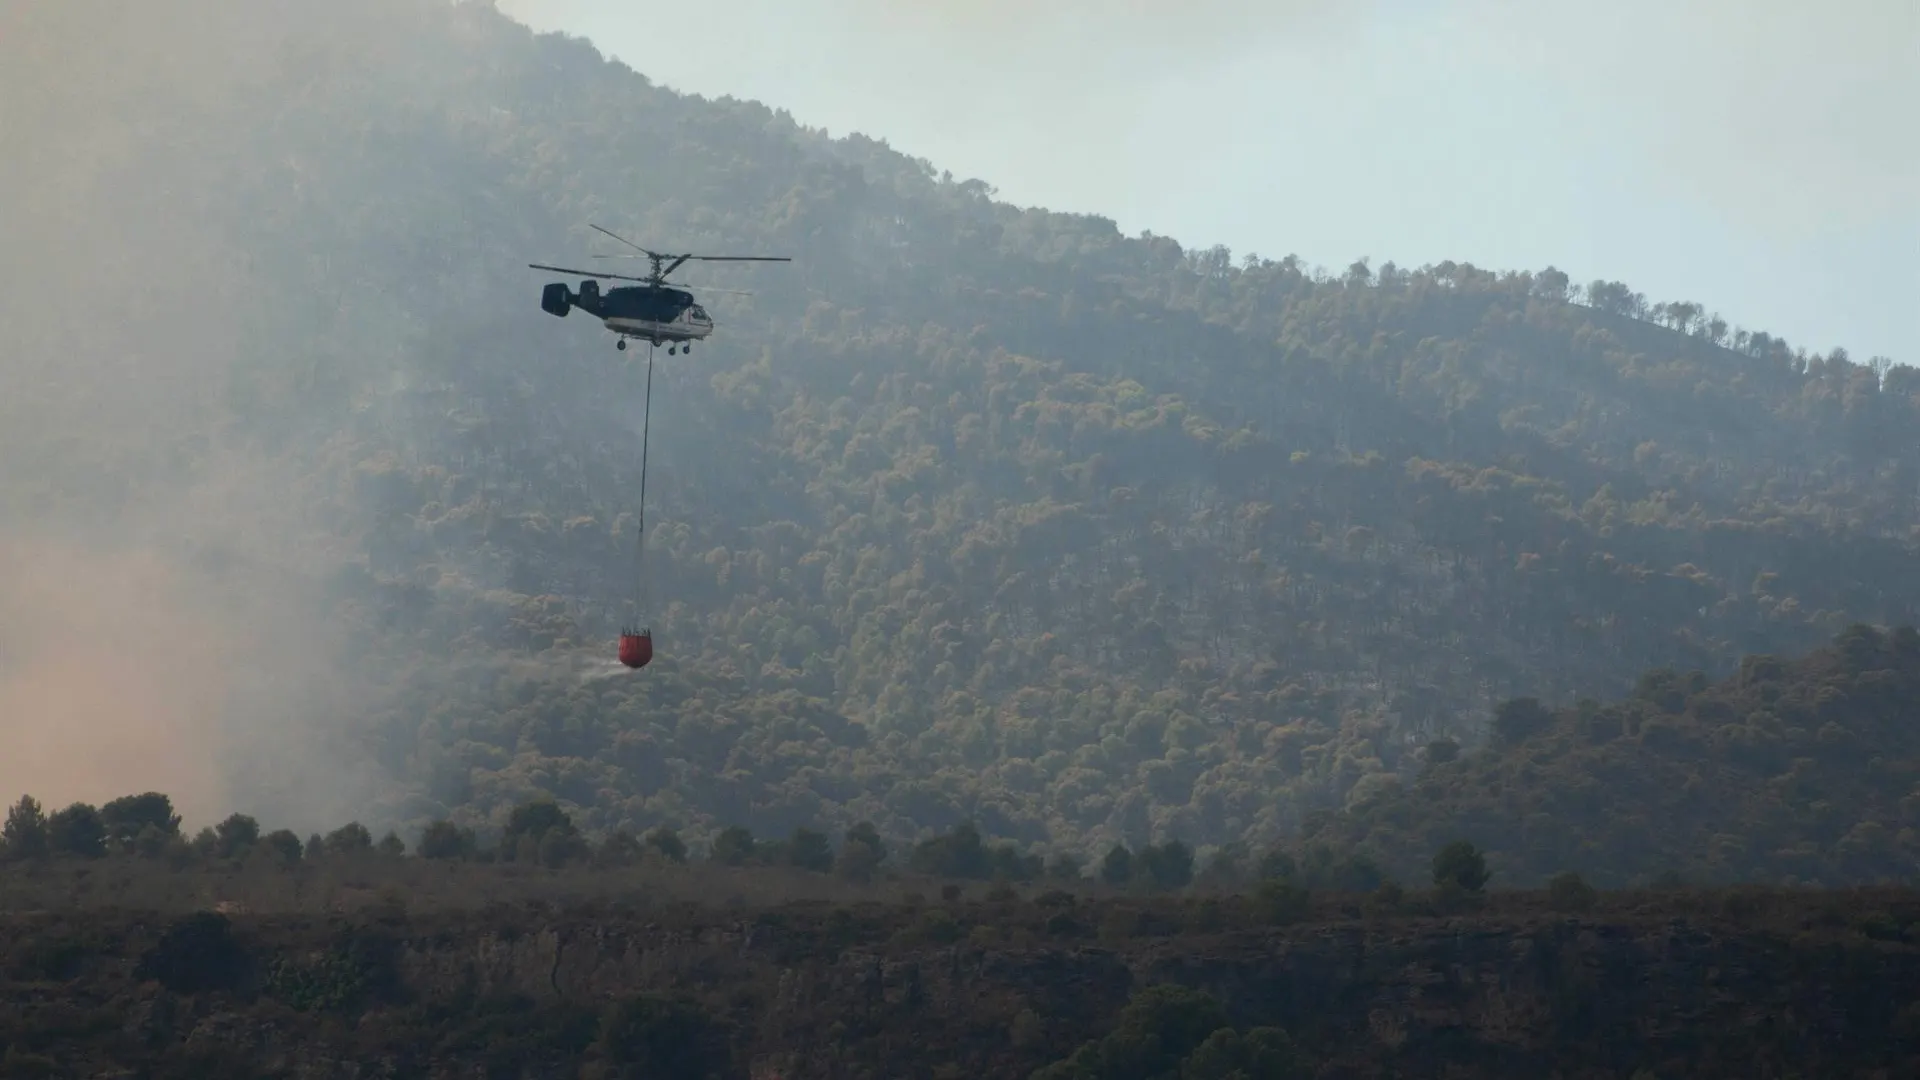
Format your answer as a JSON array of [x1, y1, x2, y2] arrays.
[[0, 0, 386, 834]]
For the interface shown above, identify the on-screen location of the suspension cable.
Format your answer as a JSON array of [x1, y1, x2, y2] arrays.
[[629, 345, 655, 631]]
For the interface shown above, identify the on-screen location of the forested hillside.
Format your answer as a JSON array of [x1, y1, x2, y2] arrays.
[[7, 0, 1918, 867], [1300, 623, 1920, 888]]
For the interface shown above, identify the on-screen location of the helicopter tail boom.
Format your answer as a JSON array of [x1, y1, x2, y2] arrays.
[[539, 278, 610, 319]]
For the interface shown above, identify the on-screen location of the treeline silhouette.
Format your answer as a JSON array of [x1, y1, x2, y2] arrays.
[[0, 789, 1324, 899]]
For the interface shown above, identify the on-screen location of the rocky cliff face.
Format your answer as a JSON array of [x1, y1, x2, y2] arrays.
[[3, 893, 1917, 1078]]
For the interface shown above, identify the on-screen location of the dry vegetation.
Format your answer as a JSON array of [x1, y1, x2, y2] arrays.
[[0, 855, 1917, 1078], [0, 852, 908, 918]]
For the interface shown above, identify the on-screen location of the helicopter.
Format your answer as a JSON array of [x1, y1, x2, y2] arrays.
[[530, 224, 790, 353]]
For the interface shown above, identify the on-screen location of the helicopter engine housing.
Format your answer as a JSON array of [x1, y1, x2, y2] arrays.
[[541, 282, 571, 317]]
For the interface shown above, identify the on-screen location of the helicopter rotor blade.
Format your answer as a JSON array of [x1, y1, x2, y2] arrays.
[[588, 223, 656, 257], [590, 252, 791, 264], [527, 262, 655, 284]]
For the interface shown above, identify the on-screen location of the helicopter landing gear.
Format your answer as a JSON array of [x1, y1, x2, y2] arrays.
[[668, 345, 677, 356], [616, 338, 627, 351]]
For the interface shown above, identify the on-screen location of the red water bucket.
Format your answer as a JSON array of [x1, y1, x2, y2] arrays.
[[618, 631, 653, 669]]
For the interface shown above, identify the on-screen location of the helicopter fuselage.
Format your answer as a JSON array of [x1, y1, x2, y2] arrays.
[[542, 280, 713, 345]]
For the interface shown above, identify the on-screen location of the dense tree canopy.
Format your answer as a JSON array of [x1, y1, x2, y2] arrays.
[[7, 0, 1917, 873], [1301, 624, 1920, 888]]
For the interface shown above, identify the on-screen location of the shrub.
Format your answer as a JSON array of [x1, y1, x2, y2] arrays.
[[1256, 879, 1312, 925], [135, 913, 248, 994], [1547, 871, 1598, 912]]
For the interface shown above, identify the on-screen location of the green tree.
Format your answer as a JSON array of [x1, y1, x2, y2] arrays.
[[100, 793, 181, 848], [836, 821, 887, 881], [1137, 840, 1195, 891], [1491, 697, 1553, 747], [323, 822, 374, 856], [2, 796, 48, 859], [709, 826, 757, 866], [787, 827, 834, 873], [644, 826, 688, 863], [47, 803, 107, 858], [501, 801, 585, 866], [214, 813, 260, 859], [909, 822, 991, 880], [1256, 850, 1298, 881], [836, 835, 884, 883], [1180, 1026, 1298, 1079], [261, 829, 305, 863], [845, 821, 887, 864], [1432, 840, 1490, 892], [597, 829, 644, 866], [1032, 983, 1233, 1080], [1197, 841, 1247, 886], [504, 801, 572, 846], [417, 820, 476, 860]]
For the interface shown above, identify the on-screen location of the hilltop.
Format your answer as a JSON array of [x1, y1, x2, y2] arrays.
[[5, 0, 1917, 866]]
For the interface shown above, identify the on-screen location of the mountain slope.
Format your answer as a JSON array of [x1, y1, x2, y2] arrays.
[[1300, 623, 1920, 888], [5, 0, 1918, 865]]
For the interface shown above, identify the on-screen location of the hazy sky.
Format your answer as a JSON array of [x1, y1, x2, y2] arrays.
[[498, 0, 1916, 366]]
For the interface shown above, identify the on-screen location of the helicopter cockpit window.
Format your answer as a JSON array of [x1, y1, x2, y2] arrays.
[[691, 306, 708, 319]]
